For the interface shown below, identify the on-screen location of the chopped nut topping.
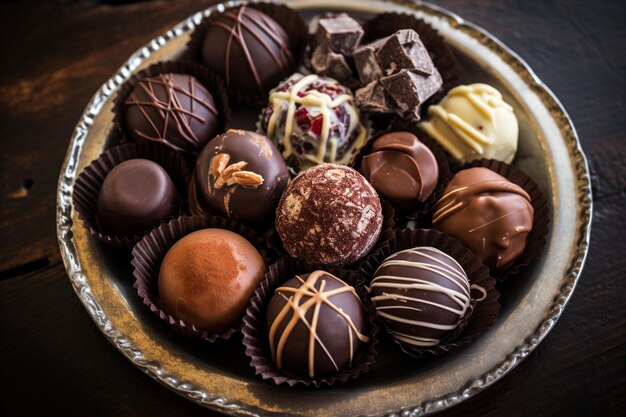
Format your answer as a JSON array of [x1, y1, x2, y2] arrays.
[[214, 161, 248, 189], [231, 171, 264, 188], [210, 153, 230, 177]]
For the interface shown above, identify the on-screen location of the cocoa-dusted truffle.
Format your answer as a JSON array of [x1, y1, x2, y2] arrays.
[[124, 73, 219, 154], [261, 73, 367, 171], [275, 164, 383, 265], [432, 167, 534, 271], [158, 228, 266, 333], [369, 246, 472, 347], [190, 129, 289, 227], [96, 159, 180, 236], [359, 131, 439, 213], [266, 270, 370, 377], [201, 6, 294, 96]]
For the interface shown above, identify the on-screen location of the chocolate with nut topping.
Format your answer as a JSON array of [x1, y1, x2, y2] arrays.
[[191, 129, 289, 227]]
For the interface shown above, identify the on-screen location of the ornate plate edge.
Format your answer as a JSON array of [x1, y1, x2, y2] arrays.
[[55, 1, 593, 416]]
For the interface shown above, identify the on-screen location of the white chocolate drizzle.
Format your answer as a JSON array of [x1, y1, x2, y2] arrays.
[[266, 73, 367, 166], [268, 270, 370, 378], [369, 247, 484, 347]]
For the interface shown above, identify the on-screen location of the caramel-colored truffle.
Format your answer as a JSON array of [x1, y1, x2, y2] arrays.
[[158, 228, 265, 332]]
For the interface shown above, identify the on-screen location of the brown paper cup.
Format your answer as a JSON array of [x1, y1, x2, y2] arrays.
[[457, 159, 550, 281], [351, 118, 453, 228], [72, 142, 191, 249], [187, 3, 309, 105], [360, 228, 500, 358], [241, 257, 379, 387], [112, 60, 230, 157], [361, 13, 458, 89], [131, 214, 275, 343]]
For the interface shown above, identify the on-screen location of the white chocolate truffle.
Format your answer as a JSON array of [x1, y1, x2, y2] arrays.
[[419, 83, 518, 164]]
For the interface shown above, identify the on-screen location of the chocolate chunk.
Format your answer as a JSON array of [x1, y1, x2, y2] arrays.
[[353, 43, 384, 85], [375, 29, 435, 77], [315, 13, 364, 56], [311, 43, 353, 81], [380, 69, 442, 119], [355, 81, 395, 114]]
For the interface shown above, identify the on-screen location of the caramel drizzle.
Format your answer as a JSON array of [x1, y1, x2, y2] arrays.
[[125, 74, 218, 153], [268, 271, 370, 378], [266, 74, 367, 166], [213, 6, 293, 93], [370, 247, 485, 347], [432, 179, 531, 224]]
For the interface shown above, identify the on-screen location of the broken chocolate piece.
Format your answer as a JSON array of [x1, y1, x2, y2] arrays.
[[375, 29, 435, 77], [353, 42, 384, 85], [355, 81, 396, 114], [380, 69, 442, 112], [315, 13, 364, 56], [311, 43, 354, 82]]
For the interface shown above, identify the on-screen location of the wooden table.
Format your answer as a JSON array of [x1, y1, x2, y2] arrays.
[[1, 0, 624, 416]]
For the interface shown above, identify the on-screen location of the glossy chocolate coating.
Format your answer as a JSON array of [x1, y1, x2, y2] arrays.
[[275, 164, 383, 265], [369, 247, 471, 347], [265, 271, 369, 377], [124, 73, 219, 154], [201, 6, 294, 95], [96, 159, 180, 236], [191, 129, 289, 227], [359, 131, 439, 212], [432, 167, 534, 271], [158, 228, 265, 333]]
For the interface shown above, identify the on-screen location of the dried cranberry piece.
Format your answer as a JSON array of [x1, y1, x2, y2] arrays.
[[311, 115, 324, 136], [295, 107, 311, 130]]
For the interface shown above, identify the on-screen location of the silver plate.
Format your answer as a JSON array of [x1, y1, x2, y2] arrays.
[[56, 0, 592, 415]]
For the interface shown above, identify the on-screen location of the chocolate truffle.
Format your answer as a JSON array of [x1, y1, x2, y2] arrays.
[[432, 167, 534, 271], [419, 84, 519, 164], [369, 246, 471, 347], [275, 164, 383, 265], [359, 131, 439, 212], [96, 159, 180, 236], [158, 228, 265, 333], [201, 6, 294, 96], [266, 270, 370, 377], [190, 129, 290, 226], [261, 73, 367, 170], [354, 29, 442, 120], [124, 73, 219, 154]]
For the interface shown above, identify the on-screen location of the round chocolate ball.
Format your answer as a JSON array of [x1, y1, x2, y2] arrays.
[[359, 131, 439, 213], [96, 159, 180, 236], [261, 73, 367, 170], [265, 270, 370, 377], [201, 6, 294, 95], [432, 167, 534, 271], [158, 228, 265, 333], [369, 246, 471, 347], [275, 164, 383, 265], [191, 129, 290, 226], [124, 73, 219, 154]]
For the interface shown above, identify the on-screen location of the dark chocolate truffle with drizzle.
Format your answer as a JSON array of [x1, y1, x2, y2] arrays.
[[275, 164, 383, 265], [359, 131, 439, 213], [124, 73, 219, 154], [96, 159, 180, 236], [201, 6, 294, 96], [265, 270, 370, 377], [432, 167, 534, 272], [190, 129, 289, 227], [369, 246, 475, 347]]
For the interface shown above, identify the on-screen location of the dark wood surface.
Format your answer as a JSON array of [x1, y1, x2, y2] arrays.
[[1, 0, 624, 416]]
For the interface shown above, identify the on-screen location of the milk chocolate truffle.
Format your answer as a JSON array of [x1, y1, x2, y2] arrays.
[[359, 131, 439, 213], [276, 164, 383, 265], [158, 228, 265, 333], [261, 73, 367, 170], [432, 167, 534, 271], [124, 73, 219, 154], [266, 271, 370, 377], [191, 129, 290, 227], [369, 247, 472, 347], [201, 6, 294, 95], [419, 84, 519, 164], [96, 159, 180, 236]]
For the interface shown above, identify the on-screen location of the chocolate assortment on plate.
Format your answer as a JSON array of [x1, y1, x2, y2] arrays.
[[73, 3, 549, 386]]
